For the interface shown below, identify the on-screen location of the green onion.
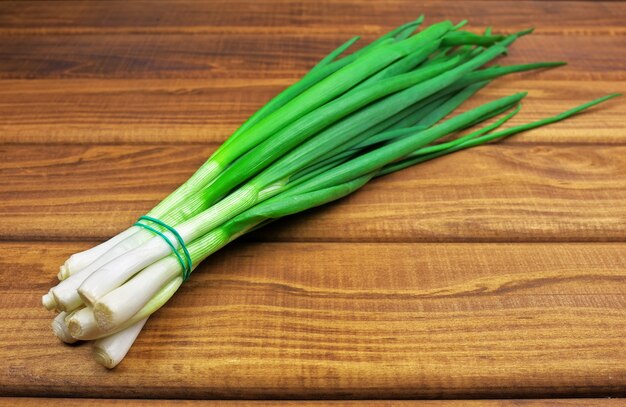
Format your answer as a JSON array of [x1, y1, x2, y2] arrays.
[[41, 18, 619, 369], [93, 318, 147, 369]]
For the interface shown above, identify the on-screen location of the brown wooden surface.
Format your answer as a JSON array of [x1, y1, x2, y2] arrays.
[[0, 0, 625, 403], [2, 242, 626, 398], [1, 80, 624, 144], [1, 34, 625, 80], [1, 1, 624, 35], [0, 399, 624, 407], [2, 145, 625, 242]]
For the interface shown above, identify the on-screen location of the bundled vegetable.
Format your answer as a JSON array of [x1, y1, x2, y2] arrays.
[[42, 17, 619, 368]]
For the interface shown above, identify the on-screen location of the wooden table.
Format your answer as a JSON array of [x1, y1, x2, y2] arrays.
[[0, 1, 624, 405]]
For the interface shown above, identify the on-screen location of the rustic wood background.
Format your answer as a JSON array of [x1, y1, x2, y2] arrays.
[[0, 0, 624, 404]]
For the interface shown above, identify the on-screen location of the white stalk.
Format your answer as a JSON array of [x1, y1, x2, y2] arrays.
[[60, 227, 139, 279], [57, 266, 67, 281], [57, 162, 222, 282], [58, 160, 222, 282], [70, 277, 182, 340], [93, 257, 182, 331], [79, 185, 257, 305], [42, 292, 57, 311], [94, 228, 230, 331], [50, 269, 91, 312], [51, 311, 78, 344], [78, 235, 175, 306], [64, 306, 84, 322], [93, 318, 147, 369], [48, 227, 154, 311], [67, 307, 101, 340]]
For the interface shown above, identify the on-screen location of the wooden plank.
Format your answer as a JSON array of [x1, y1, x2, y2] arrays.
[[0, 1, 624, 35], [2, 242, 625, 398], [0, 0, 624, 401], [0, 144, 624, 242], [0, 79, 623, 145], [0, 34, 623, 80], [1, 398, 624, 407], [0, 242, 626, 399]]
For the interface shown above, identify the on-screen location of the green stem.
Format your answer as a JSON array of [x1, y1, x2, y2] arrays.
[[381, 93, 621, 175]]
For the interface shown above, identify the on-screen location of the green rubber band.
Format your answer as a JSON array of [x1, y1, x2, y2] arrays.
[[134, 216, 193, 281]]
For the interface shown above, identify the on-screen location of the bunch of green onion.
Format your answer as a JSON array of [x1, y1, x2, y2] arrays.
[[42, 17, 619, 368]]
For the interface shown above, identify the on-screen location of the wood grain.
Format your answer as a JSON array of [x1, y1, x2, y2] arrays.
[[0, 0, 624, 402], [0, 79, 623, 144], [1, 399, 624, 407], [1, 242, 625, 398], [0, 34, 624, 80], [0, 144, 624, 242], [0, 1, 625, 35]]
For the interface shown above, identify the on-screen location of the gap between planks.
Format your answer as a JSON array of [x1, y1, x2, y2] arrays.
[[0, 398, 624, 406]]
